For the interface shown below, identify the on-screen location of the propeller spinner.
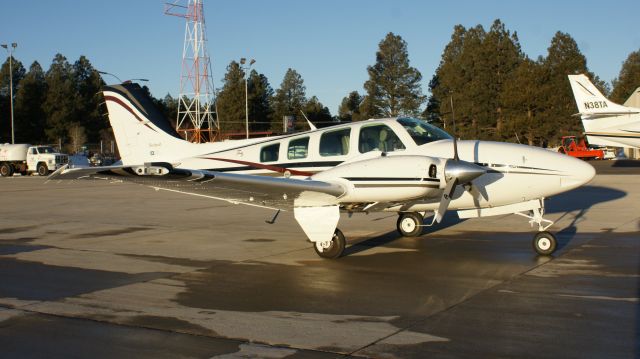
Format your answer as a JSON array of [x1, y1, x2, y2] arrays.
[[433, 139, 486, 223]]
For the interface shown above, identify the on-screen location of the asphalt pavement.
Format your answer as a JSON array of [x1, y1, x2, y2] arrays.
[[0, 163, 638, 358]]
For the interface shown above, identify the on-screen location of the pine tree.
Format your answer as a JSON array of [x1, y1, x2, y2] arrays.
[[429, 25, 486, 139], [363, 32, 425, 118], [611, 49, 640, 104], [539, 32, 592, 143], [162, 94, 179, 129], [501, 58, 547, 145], [338, 91, 363, 122], [43, 53, 79, 142], [479, 20, 523, 139], [0, 56, 25, 142], [302, 96, 333, 128], [429, 21, 523, 140], [272, 68, 307, 131], [247, 70, 274, 132], [73, 56, 105, 142], [216, 61, 246, 133], [14, 61, 47, 143]]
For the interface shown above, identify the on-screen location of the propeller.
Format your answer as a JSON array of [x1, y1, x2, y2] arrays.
[[433, 100, 486, 223], [434, 155, 486, 223]]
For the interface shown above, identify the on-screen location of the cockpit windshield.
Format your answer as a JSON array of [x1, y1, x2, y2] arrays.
[[397, 117, 452, 145], [36, 146, 56, 154]]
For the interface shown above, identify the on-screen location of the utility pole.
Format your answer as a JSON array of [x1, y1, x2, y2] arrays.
[[2, 43, 17, 144], [240, 58, 255, 139]]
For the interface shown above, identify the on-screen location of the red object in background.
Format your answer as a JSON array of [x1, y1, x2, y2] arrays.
[[558, 136, 604, 160]]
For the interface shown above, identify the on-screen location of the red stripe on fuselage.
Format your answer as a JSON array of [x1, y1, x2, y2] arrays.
[[104, 95, 158, 133], [204, 157, 315, 177]]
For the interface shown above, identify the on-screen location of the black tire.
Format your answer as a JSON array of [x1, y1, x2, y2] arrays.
[[0, 163, 13, 177], [37, 163, 48, 176], [396, 212, 424, 237], [313, 228, 346, 259], [533, 231, 557, 256]]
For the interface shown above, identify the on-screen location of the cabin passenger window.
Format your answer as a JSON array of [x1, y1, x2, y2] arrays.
[[288, 137, 309, 159], [358, 124, 405, 153], [320, 129, 350, 156], [30, 148, 37, 155], [260, 143, 280, 162]]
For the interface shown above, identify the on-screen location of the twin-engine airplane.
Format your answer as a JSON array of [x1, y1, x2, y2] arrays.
[[568, 74, 640, 149], [51, 83, 595, 259]]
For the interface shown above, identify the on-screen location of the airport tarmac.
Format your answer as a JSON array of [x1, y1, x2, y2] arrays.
[[0, 162, 638, 358]]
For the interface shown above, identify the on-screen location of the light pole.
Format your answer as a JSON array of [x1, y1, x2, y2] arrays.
[[2, 42, 17, 144], [240, 58, 255, 139], [97, 70, 123, 83]]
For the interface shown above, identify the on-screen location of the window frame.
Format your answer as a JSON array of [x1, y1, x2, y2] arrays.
[[259, 143, 280, 163], [287, 137, 310, 160], [319, 128, 351, 157], [358, 124, 406, 153]]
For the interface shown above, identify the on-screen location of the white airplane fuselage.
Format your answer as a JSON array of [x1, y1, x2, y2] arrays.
[[104, 85, 594, 216]]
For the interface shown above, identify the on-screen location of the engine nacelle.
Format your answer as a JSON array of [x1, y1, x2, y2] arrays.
[[312, 154, 445, 202]]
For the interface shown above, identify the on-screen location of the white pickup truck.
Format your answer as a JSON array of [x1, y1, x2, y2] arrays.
[[0, 144, 69, 177]]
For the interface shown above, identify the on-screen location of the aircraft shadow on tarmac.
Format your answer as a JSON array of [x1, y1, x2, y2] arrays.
[[345, 185, 626, 257], [546, 185, 626, 251]]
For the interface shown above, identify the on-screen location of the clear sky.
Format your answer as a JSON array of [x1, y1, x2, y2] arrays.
[[1, 0, 639, 114]]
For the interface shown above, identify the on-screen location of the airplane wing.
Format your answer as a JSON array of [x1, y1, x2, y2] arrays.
[[48, 164, 346, 210]]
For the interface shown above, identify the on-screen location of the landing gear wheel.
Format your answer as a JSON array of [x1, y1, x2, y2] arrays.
[[533, 231, 557, 256], [0, 163, 13, 177], [37, 163, 48, 176], [397, 212, 423, 237], [313, 228, 346, 259]]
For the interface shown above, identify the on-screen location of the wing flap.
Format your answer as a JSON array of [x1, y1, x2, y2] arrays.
[[49, 164, 345, 210]]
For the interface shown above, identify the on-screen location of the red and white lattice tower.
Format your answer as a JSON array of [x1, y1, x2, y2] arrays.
[[165, 0, 216, 143]]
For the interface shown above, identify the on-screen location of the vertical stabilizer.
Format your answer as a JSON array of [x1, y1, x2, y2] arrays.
[[103, 83, 190, 165], [567, 74, 636, 117]]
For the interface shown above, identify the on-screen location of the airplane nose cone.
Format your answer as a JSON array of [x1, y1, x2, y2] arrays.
[[560, 156, 596, 190]]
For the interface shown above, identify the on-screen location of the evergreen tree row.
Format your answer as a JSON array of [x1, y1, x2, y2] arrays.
[[2, 19, 640, 148], [0, 53, 106, 148]]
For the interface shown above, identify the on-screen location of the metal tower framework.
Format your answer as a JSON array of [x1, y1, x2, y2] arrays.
[[165, 0, 217, 143]]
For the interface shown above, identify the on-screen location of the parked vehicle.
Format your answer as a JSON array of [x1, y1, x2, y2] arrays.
[[0, 144, 69, 177], [558, 136, 604, 160]]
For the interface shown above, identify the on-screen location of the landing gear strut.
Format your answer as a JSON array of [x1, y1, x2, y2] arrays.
[[396, 212, 424, 237], [515, 199, 558, 256], [313, 228, 346, 259]]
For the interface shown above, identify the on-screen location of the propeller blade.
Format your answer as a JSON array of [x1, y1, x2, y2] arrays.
[[435, 177, 457, 223], [469, 183, 489, 202], [453, 137, 459, 161]]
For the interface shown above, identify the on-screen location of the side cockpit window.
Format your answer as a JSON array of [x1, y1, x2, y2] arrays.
[[288, 137, 309, 159], [358, 124, 405, 153], [320, 129, 350, 157], [260, 143, 280, 162], [397, 117, 452, 145]]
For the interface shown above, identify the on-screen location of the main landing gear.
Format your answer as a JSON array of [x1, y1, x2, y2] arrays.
[[313, 229, 346, 259], [396, 212, 424, 237]]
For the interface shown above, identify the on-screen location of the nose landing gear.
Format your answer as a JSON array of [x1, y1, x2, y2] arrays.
[[533, 231, 557, 255], [515, 199, 558, 256]]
